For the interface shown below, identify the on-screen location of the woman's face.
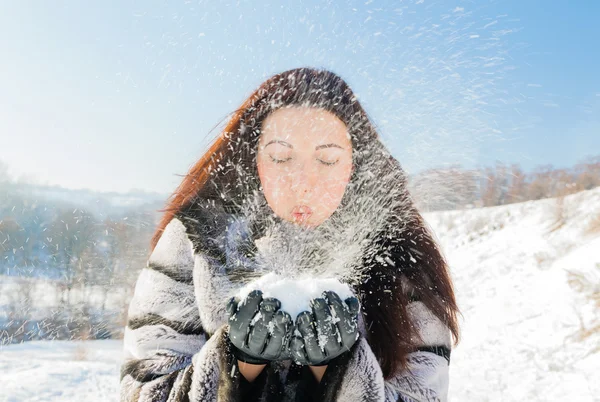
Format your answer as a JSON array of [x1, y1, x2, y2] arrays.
[[257, 107, 353, 228]]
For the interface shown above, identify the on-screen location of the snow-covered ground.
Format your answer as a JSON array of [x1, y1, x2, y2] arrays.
[[1, 188, 598, 401], [0, 340, 122, 401], [425, 187, 600, 401]]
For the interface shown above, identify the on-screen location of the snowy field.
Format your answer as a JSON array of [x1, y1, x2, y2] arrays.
[[0, 340, 122, 401], [1, 188, 598, 401]]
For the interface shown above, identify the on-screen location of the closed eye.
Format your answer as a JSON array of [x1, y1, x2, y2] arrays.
[[270, 156, 292, 164], [319, 159, 338, 166], [269, 156, 339, 166]]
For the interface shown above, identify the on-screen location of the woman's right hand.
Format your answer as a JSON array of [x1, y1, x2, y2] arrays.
[[226, 290, 293, 365]]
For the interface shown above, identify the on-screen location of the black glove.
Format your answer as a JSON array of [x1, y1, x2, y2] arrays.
[[289, 290, 360, 366], [226, 289, 293, 365]]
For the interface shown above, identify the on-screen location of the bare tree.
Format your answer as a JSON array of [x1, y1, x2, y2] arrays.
[[574, 156, 600, 190], [480, 163, 510, 207], [409, 165, 479, 211], [506, 164, 527, 204], [0, 218, 27, 272], [45, 208, 98, 306]]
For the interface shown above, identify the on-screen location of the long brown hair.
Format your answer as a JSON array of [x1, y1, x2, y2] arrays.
[[151, 67, 460, 379]]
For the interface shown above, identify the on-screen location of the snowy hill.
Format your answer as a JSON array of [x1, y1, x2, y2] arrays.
[[1, 188, 598, 401], [424, 187, 600, 401]]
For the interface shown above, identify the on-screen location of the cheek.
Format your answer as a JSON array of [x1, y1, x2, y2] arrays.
[[258, 162, 291, 199], [319, 166, 352, 199]]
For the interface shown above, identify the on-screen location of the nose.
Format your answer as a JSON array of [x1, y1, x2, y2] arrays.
[[290, 162, 316, 196]]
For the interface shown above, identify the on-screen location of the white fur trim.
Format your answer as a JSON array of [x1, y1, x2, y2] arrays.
[[407, 301, 451, 348], [123, 324, 206, 360], [188, 326, 227, 401], [386, 351, 449, 402], [149, 218, 195, 271], [335, 337, 385, 402], [128, 268, 199, 324], [193, 254, 234, 335]]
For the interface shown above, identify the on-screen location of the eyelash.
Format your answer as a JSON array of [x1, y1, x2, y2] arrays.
[[270, 156, 338, 166]]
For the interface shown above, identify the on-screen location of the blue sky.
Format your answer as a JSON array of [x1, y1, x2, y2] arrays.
[[0, 0, 598, 194]]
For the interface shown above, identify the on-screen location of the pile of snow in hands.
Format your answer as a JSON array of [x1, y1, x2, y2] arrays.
[[237, 272, 354, 324]]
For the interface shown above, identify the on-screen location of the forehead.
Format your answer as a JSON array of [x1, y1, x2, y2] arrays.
[[261, 107, 349, 141]]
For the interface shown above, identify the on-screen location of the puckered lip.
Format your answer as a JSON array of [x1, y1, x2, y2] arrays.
[[292, 205, 313, 215]]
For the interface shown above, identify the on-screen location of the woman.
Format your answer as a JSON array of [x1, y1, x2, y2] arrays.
[[120, 67, 461, 401]]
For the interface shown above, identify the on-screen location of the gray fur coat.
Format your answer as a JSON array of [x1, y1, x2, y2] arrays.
[[120, 201, 452, 401]]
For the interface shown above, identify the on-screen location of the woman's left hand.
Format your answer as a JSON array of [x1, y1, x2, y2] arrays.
[[289, 291, 360, 366]]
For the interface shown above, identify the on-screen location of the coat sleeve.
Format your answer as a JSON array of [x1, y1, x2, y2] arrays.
[[381, 301, 452, 402], [119, 217, 261, 402], [316, 299, 452, 402]]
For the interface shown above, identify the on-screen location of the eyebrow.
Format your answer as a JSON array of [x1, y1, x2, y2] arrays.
[[264, 140, 343, 150]]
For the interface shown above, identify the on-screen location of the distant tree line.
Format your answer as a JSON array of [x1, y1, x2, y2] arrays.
[[409, 155, 600, 212], [0, 176, 159, 344]]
